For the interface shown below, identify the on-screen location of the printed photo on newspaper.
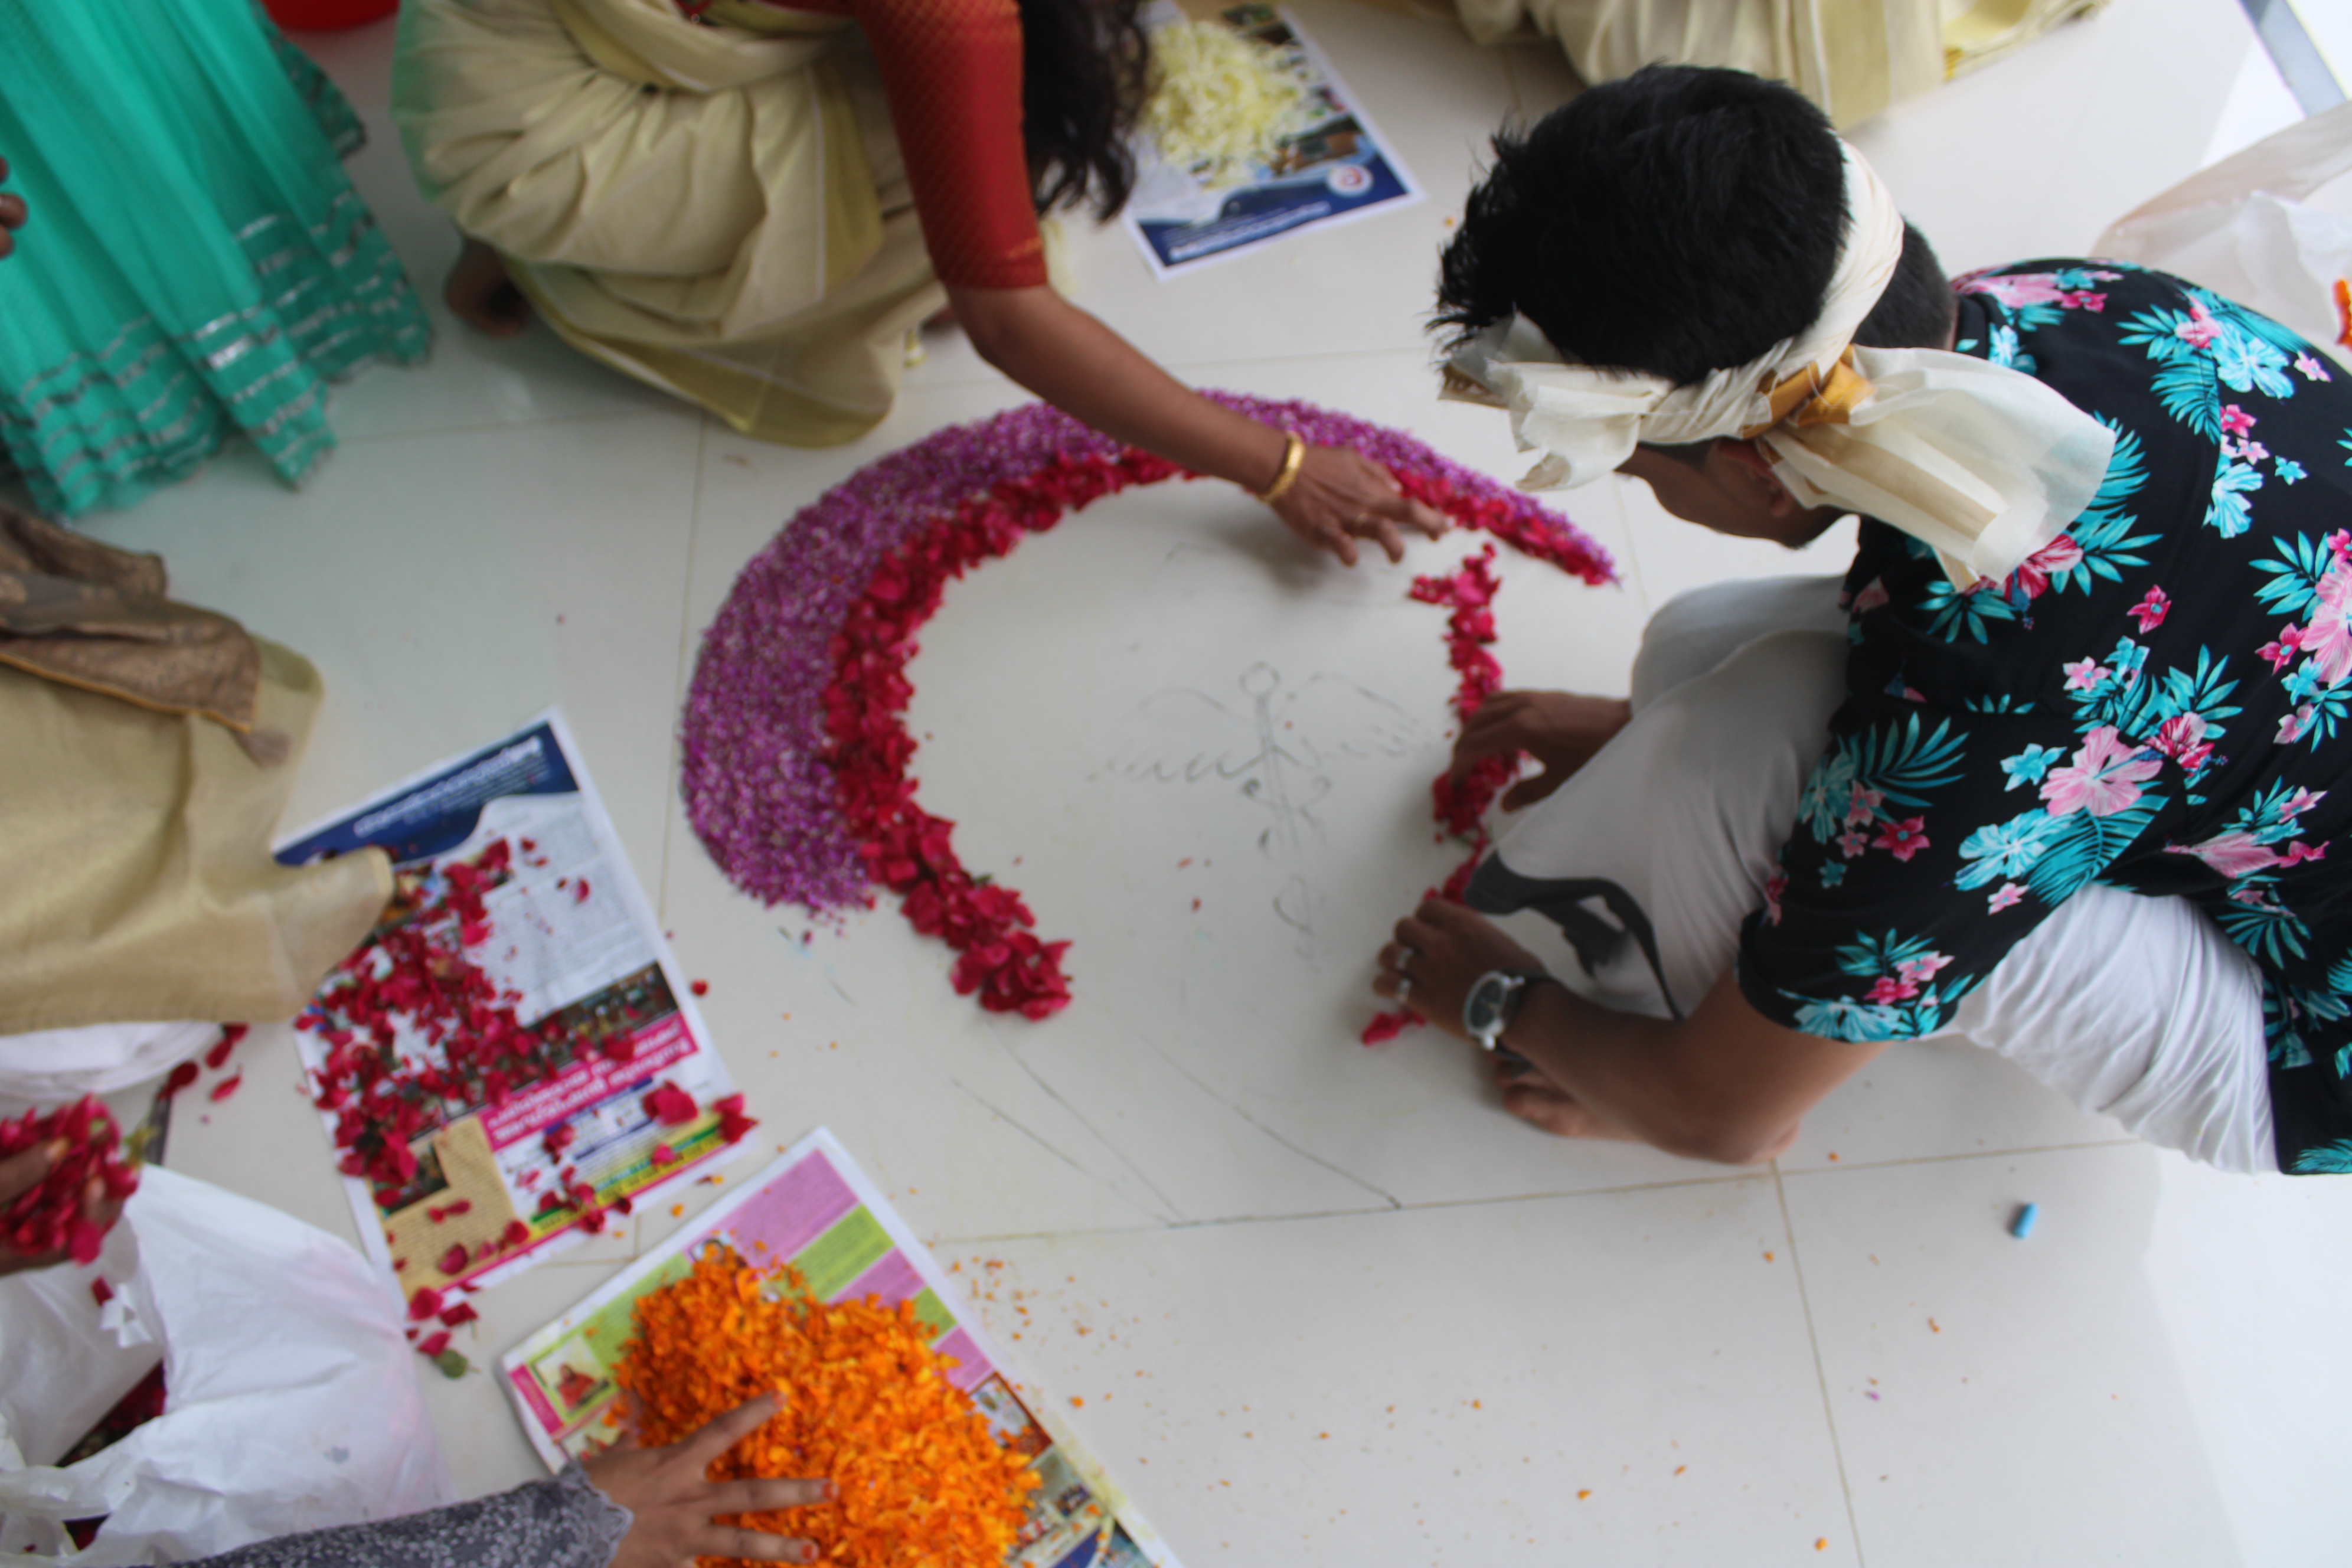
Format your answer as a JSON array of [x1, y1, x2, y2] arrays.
[[1123, 2, 1420, 277], [274, 711, 752, 1306], [501, 1128, 1182, 1568]]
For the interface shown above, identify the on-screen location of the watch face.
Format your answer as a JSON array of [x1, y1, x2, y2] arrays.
[[1465, 975, 1512, 1037]]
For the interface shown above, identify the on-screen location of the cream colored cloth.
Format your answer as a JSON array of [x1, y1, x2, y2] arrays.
[[1445, 0, 2104, 126], [0, 639, 391, 1033], [1443, 141, 2118, 589], [2095, 99, 2352, 378], [392, 0, 945, 446], [1452, 0, 1941, 126]]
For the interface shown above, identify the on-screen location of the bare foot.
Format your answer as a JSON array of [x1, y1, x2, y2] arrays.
[[445, 236, 531, 338], [1493, 1057, 1642, 1141]]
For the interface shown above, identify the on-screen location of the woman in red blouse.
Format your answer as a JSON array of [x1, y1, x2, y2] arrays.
[[393, 0, 1442, 564]]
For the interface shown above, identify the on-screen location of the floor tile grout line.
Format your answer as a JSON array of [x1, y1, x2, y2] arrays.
[[1771, 1161, 1867, 1567], [925, 1168, 1781, 1246], [949, 1079, 1180, 1228], [656, 414, 712, 926], [1777, 1135, 2141, 1178], [910, 1132, 2148, 1249]]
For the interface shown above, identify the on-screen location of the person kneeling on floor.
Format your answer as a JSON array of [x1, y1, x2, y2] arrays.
[[1372, 64, 2352, 1177]]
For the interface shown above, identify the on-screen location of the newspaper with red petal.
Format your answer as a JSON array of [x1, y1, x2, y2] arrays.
[[275, 710, 750, 1308], [501, 1128, 1181, 1568]]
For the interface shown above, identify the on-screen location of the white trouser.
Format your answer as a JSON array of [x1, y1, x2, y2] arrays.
[[1478, 576, 2276, 1172]]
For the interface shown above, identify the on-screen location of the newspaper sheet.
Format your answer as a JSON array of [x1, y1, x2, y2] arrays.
[[501, 1129, 1182, 1568], [1123, 3, 1420, 277], [275, 712, 743, 1300]]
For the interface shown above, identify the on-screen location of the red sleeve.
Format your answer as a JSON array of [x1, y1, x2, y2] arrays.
[[849, 0, 1049, 289]]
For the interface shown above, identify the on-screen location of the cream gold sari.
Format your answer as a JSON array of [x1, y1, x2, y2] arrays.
[[392, 0, 946, 446], [1448, 0, 2108, 128]]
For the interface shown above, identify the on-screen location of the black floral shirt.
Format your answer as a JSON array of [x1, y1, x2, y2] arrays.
[[1736, 260, 2352, 1174]]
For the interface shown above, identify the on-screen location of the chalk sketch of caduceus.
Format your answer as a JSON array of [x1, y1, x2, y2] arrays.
[[1099, 662, 1431, 941]]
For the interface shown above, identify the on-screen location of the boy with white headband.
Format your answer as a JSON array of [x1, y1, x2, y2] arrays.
[[1371, 66, 2352, 1176]]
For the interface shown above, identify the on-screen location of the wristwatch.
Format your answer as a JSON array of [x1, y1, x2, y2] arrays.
[[1463, 969, 1553, 1053]]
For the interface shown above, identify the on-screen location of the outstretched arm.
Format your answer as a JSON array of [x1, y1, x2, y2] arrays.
[[948, 282, 1446, 567], [1377, 900, 1887, 1164], [184, 1396, 830, 1568]]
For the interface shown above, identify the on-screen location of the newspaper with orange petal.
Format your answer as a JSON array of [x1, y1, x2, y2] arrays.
[[500, 1128, 1182, 1568]]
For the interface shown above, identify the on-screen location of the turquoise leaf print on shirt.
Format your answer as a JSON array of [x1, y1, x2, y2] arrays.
[[2119, 303, 2226, 439], [1795, 715, 1968, 846], [2060, 423, 2157, 584], [2252, 530, 2338, 619], [2291, 1139, 2352, 1174]]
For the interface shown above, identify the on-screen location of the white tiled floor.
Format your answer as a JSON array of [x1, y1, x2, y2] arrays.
[[51, 2, 2352, 1563]]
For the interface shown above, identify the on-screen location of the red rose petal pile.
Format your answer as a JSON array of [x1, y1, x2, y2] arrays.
[[825, 448, 1182, 1019], [1, 1096, 139, 1265], [1361, 543, 1519, 1047], [690, 396, 1614, 1025], [296, 839, 600, 1203]]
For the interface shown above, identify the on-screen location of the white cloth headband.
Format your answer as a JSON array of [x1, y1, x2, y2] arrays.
[[1442, 142, 2117, 589]]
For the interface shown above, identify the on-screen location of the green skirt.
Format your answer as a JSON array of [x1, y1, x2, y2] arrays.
[[0, 3, 431, 517]]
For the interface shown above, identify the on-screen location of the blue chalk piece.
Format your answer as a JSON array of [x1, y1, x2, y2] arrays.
[[2010, 1202, 2039, 1239]]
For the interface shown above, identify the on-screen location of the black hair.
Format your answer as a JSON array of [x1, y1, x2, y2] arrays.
[[1435, 64, 1954, 388], [1017, 0, 1152, 218]]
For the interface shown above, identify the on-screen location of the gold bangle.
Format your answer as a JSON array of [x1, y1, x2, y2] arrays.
[[1255, 430, 1306, 505]]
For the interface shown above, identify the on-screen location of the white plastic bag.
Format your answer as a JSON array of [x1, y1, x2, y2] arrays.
[[2095, 101, 2352, 372], [0, 1025, 218, 1119], [0, 1167, 455, 1566]]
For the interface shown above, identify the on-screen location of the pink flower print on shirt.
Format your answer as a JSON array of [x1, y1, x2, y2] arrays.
[[2260, 623, 2303, 671], [2063, 657, 2110, 692], [1837, 826, 1871, 860], [1958, 270, 2122, 310], [1872, 816, 1930, 861], [2294, 351, 2331, 381], [2278, 704, 2318, 744], [2175, 301, 2222, 349], [2040, 727, 2161, 817], [2219, 404, 2256, 437], [1764, 867, 1788, 926], [2009, 534, 2083, 601], [1896, 952, 1952, 986], [2128, 586, 2170, 633], [2295, 558, 2352, 688], [1851, 577, 1891, 615], [2151, 711, 2210, 772], [1987, 882, 2027, 913], [2283, 841, 2330, 867], [1845, 785, 1885, 826], [1866, 975, 1919, 1005], [2167, 829, 2285, 878]]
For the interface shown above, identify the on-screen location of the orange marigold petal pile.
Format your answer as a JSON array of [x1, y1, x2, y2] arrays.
[[620, 1245, 1037, 1566]]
